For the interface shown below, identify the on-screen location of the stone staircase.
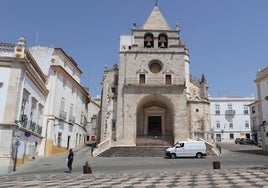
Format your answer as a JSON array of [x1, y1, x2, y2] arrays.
[[136, 135, 173, 146], [96, 136, 172, 157], [98, 146, 168, 157], [96, 138, 220, 157]]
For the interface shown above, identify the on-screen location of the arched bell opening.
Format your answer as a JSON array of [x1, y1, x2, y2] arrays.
[[158, 33, 168, 48], [144, 33, 154, 48]]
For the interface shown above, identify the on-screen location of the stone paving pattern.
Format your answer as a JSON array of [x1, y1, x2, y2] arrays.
[[1, 168, 268, 187]]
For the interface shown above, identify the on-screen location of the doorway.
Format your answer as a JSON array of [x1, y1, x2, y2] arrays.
[[148, 116, 161, 136], [67, 136, 70, 150]]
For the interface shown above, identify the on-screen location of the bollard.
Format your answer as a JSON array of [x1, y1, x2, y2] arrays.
[[213, 161, 221, 169]]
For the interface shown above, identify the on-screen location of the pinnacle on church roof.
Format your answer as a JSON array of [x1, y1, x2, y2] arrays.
[[141, 6, 170, 30], [201, 73, 207, 83]]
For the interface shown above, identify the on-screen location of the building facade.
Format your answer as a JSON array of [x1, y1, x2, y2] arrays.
[[30, 46, 90, 156], [210, 96, 255, 143], [98, 5, 211, 152], [0, 37, 90, 174], [0, 37, 48, 174], [248, 100, 261, 146], [255, 67, 268, 152], [87, 97, 101, 144]]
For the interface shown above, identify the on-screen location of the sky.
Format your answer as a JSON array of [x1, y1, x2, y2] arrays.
[[1, 0, 268, 98]]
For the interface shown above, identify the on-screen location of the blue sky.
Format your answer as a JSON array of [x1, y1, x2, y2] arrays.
[[1, 1, 268, 98]]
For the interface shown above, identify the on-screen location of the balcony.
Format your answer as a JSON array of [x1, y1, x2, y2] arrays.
[[125, 77, 185, 86], [30, 121, 36, 132], [19, 114, 28, 128], [215, 110, 220, 115], [69, 115, 75, 123], [59, 111, 67, 120], [37, 125, 42, 135], [225, 110, 236, 115]]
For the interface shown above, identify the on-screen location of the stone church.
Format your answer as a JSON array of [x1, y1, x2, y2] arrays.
[[99, 5, 211, 150]]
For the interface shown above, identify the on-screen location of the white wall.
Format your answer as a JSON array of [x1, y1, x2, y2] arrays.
[[0, 67, 10, 121], [210, 97, 255, 142]]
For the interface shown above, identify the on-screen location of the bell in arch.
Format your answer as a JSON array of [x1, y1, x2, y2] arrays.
[[146, 41, 152, 48], [159, 42, 165, 48], [158, 35, 167, 48]]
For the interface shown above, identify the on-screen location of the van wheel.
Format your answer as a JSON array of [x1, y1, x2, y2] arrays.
[[171, 153, 176, 159], [196, 153, 202, 159]]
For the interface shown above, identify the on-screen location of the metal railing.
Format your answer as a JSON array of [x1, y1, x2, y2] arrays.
[[125, 77, 184, 86]]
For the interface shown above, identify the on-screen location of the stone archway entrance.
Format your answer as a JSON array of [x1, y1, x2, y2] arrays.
[[136, 96, 174, 146], [148, 116, 161, 136], [144, 106, 165, 137]]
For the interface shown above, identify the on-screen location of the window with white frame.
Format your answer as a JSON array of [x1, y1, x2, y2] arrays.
[[63, 78, 67, 87], [57, 132, 62, 146], [215, 105, 220, 115], [252, 106, 256, 113], [228, 104, 233, 111], [229, 122, 233, 129], [245, 121, 249, 128], [230, 133, 234, 139], [244, 105, 249, 114], [216, 121, 220, 129]]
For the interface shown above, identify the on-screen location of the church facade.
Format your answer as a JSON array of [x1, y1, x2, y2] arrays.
[[99, 6, 211, 149]]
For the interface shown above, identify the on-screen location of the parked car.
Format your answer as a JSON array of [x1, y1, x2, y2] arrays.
[[235, 138, 241, 144], [239, 138, 256, 145]]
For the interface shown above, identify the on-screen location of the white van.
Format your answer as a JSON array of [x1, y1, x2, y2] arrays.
[[165, 141, 207, 159]]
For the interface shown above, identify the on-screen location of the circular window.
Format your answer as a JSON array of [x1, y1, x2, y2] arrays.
[[149, 61, 162, 73]]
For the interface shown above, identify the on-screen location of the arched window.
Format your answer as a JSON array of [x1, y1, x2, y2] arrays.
[[144, 33, 154, 48], [158, 33, 168, 48]]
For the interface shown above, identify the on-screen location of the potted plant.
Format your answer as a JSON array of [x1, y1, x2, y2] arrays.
[[83, 161, 92, 174]]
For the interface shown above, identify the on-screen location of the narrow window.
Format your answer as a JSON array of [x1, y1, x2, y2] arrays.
[[245, 121, 249, 128], [252, 106, 256, 113], [57, 132, 62, 146], [229, 122, 233, 129], [165, 75, 171, 85], [228, 104, 233, 111], [216, 121, 220, 129], [215, 105, 220, 115], [244, 105, 248, 114], [139, 74, 145, 84], [63, 78, 66, 87]]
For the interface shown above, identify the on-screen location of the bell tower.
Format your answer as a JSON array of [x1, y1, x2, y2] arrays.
[[114, 5, 191, 146], [99, 4, 210, 149]]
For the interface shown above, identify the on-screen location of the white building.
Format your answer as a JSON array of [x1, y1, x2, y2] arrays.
[[255, 67, 268, 152], [210, 96, 255, 143], [248, 100, 261, 146], [87, 97, 101, 144], [30, 46, 90, 156], [0, 37, 48, 174]]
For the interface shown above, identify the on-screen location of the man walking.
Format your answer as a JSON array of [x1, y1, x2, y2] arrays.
[[67, 149, 74, 173]]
